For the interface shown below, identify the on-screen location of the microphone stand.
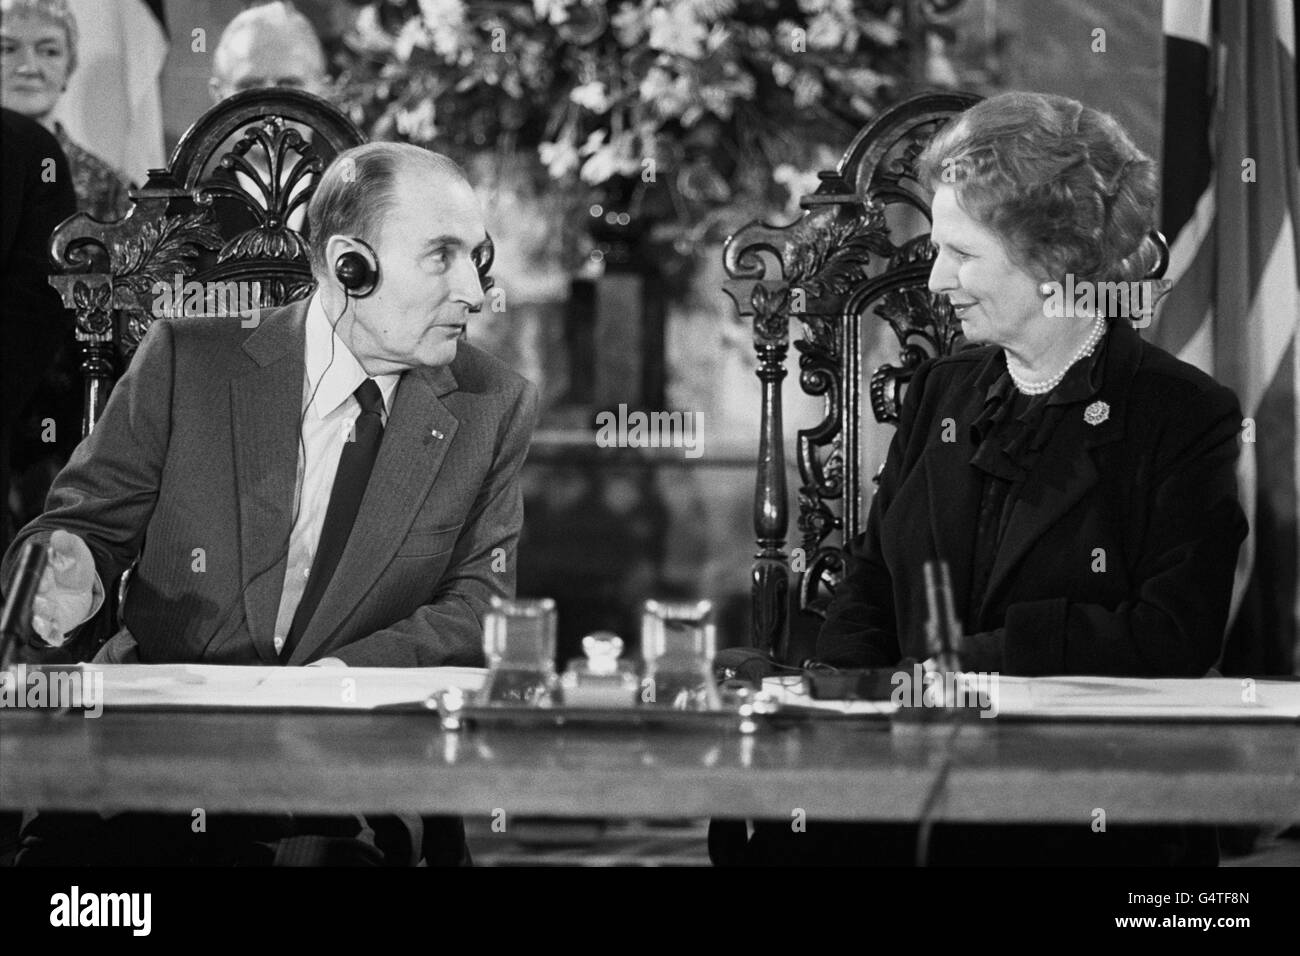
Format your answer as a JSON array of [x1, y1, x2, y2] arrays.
[[923, 558, 964, 683]]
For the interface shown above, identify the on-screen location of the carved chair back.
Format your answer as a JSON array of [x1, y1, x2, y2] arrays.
[[723, 91, 981, 661], [46, 88, 367, 437]]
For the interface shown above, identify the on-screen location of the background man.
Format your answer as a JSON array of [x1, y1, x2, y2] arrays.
[[208, 0, 327, 102]]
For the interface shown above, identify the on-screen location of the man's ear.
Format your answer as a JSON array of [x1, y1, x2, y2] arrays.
[[324, 233, 358, 267]]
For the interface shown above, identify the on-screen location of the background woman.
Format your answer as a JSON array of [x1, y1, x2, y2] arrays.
[[1, 0, 133, 220], [0, 0, 135, 534]]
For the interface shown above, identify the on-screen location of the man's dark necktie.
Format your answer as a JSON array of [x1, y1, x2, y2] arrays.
[[281, 378, 385, 660]]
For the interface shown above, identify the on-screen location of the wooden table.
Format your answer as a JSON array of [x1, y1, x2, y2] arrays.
[[2, 710, 1297, 824]]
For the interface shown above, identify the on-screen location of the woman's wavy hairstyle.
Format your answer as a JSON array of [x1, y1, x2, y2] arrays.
[[916, 91, 1161, 284]]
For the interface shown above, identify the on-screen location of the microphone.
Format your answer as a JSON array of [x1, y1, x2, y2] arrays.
[[923, 558, 963, 673], [0, 539, 50, 668]]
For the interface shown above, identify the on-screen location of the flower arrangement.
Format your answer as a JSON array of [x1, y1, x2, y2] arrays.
[[334, 0, 922, 269]]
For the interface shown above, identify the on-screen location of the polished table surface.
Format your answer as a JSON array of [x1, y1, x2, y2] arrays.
[[2, 709, 1298, 824]]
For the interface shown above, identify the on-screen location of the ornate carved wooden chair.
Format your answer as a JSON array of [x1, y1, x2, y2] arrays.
[[46, 88, 366, 437], [723, 91, 981, 664]]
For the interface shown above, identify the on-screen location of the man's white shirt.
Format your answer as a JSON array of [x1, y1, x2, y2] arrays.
[[272, 293, 400, 653]]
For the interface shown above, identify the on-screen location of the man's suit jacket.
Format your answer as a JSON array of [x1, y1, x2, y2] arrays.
[[2, 297, 540, 667], [818, 319, 1248, 676]]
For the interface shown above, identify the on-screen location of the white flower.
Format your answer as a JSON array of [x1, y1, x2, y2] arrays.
[[774, 163, 825, 214], [639, 66, 673, 101], [346, 6, 395, 55], [924, 33, 958, 86], [700, 88, 732, 119], [648, 3, 708, 58], [772, 61, 795, 86], [806, 12, 849, 50], [578, 131, 638, 184], [849, 94, 877, 118], [860, 17, 902, 47], [533, 0, 570, 25], [792, 73, 823, 109], [570, 80, 611, 114], [418, 0, 467, 27], [774, 19, 806, 52], [395, 99, 438, 141], [639, 65, 693, 120], [699, 68, 753, 120], [579, 146, 622, 184], [579, 129, 607, 156], [611, 1, 650, 46], [705, 23, 731, 52], [393, 19, 429, 62], [539, 139, 581, 178], [418, 0, 468, 58]]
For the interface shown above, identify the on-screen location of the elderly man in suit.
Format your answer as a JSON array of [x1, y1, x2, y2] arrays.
[[2, 141, 539, 864], [208, 1, 328, 102]]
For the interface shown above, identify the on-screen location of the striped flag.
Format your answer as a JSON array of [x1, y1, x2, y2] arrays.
[[1155, 0, 1300, 674], [51, 0, 169, 187]]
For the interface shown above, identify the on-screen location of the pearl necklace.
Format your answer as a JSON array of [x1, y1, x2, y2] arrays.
[[1007, 317, 1107, 395]]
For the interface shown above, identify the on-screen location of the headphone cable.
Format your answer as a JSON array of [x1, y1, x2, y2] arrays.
[[194, 289, 349, 657]]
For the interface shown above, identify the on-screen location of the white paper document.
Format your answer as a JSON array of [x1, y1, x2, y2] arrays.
[[33, 663, 489, 711], [763, 674, 1300, 721]]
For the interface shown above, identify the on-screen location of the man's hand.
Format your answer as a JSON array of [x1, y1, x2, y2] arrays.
[[30, 530, 97, 646]]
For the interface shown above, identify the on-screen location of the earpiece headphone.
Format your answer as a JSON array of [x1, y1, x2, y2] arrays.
[[334, 232, 498, 299], [335, 237, 379, 298]]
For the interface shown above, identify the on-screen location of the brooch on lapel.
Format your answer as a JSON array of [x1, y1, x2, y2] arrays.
[[1084, 401, 1110, 426]]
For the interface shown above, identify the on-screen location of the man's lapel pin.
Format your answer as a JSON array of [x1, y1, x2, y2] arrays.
[[1084, 400, 1110, 426], [431, 428, 444, 440]]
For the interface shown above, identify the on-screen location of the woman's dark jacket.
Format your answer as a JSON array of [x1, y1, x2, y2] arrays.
[[818, 318, 1248, 676]]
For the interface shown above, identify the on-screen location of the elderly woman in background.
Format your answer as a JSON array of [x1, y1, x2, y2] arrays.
[[0, 0, 132, 221], [0, 0, 134, 533], [790, 91, 1247, 866]]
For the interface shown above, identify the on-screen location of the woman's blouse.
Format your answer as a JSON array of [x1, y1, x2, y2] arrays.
[[52, 123, 132, 222], [963, 334, 1108, 634]]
